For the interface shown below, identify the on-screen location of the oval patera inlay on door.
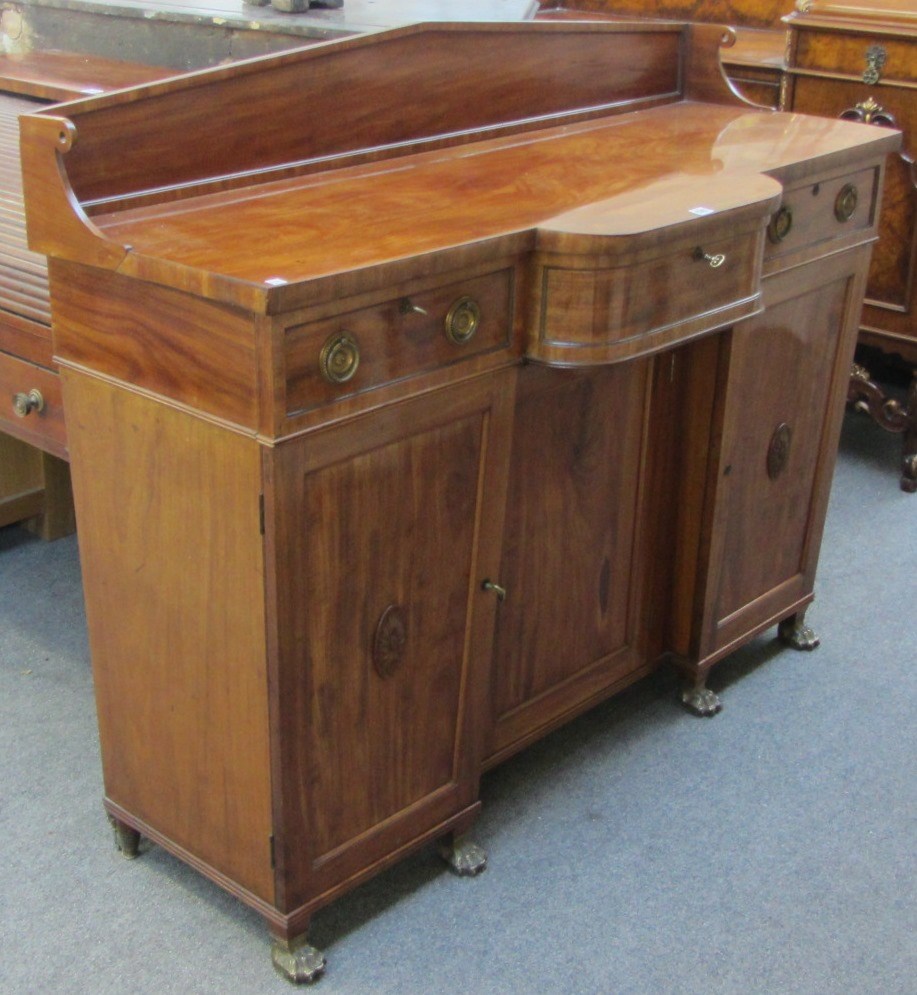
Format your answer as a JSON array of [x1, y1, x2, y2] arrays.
[[372, 604, 408, 678], [767, 423, 792, 481]]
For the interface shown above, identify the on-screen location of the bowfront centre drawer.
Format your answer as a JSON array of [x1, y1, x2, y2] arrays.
[[763, 165, 880, 272], [283, 268, 514, 418], [0, 350, 65, 457]]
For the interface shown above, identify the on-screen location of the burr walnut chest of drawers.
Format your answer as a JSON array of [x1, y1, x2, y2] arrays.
[[783, 0, 917, 489]]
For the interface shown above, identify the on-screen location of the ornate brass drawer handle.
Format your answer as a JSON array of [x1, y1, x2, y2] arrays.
[[839, 97, 896, 129], [834, 184, 858, 223], [12, 388, 45, 417], [767, 206, 793, 244], [319, 333, 360, 385], [445, 296, 481, 344], [692, 247, 725, 268]]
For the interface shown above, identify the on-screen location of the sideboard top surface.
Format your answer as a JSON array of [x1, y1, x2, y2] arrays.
[[94, 105, 883, 284], [20, 21, 901, 313]]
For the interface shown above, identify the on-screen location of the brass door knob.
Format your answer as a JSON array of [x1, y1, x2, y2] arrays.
[[12, 389, 44, 417], [445, 297, 481, 345], [319, 333, 360, 385]]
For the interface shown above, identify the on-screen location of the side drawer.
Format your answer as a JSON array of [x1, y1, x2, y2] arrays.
[[0, 350, 66, 458], [283, 269, 514, 417], [764, 165, 879, 269]]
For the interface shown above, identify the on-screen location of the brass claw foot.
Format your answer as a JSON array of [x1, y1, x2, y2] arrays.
[[681, 684, 722, 717], [108, 814, 141, 859], [271, 937, 326, 985], [778, 613, 820, 651], [439, 834, 487, 877]]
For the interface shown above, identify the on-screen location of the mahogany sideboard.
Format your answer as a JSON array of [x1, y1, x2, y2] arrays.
[[20, 21, 899, 982], [783, 0, 916, 490]]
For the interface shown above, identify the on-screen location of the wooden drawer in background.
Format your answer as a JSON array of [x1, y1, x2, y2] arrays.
[[0, 350, 66, 458]]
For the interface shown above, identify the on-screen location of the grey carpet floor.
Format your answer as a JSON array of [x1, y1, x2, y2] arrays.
[[1, 408, 914, 994]]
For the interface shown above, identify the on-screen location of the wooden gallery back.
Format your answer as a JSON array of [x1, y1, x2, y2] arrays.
[[17, 21, 899, 983]]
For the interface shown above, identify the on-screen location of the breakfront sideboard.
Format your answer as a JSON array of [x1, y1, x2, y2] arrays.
[[783, 0, 916, 490], [20, 21, 898, 982]]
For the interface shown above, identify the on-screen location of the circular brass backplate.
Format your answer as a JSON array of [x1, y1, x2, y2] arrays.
[[445, 296, 481, 345], [319, 333, 360, 384], [834, 184, 858, 223], [767, 205, 793, 244]]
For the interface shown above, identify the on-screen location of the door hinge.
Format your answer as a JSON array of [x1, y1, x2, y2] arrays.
[[259, 494, 265, 536], [269, 833, 276, 868]]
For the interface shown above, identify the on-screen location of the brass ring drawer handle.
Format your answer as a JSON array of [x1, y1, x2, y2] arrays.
[[445, 296, 481, 344], [319, 333, 360, 385], [12, 389, 45, 417], [692, 247, 725, 268], [834, 184, 858, 223], [768, 206, 793, 243]]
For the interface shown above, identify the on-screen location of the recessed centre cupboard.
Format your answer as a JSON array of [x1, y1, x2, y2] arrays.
[[19, 20, 898, 982]]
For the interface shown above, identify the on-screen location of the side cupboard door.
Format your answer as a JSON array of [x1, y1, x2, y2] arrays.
[[692, 246, 870, 663], [265, 370, 514, 914]]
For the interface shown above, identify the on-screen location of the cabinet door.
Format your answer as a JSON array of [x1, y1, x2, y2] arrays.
[[487, 361, 654, 764], [267, 371, 513, 912], [693, 247, 870, 663]]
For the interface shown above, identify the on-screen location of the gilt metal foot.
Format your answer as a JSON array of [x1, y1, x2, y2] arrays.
[[439, 834, 487, 877], [778, 612, 820, 651], [271, 937, 326, 985], [108, 814, 140, 859], [681, 684, 722, 717]]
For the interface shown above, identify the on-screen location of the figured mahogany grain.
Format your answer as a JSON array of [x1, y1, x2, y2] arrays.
[[488, 363, 652, 760], [50, 261, 261, 430], [58, 23, 680, 208], [92, 105, 896, 307]]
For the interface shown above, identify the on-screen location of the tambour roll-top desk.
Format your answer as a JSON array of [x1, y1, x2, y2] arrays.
[[20, 21, 899, 982]]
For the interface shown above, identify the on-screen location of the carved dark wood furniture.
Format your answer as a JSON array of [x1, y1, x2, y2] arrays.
[[0, 52, 171, 535], [783, 0, 916, 491], [20, 21, 898, 981]]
